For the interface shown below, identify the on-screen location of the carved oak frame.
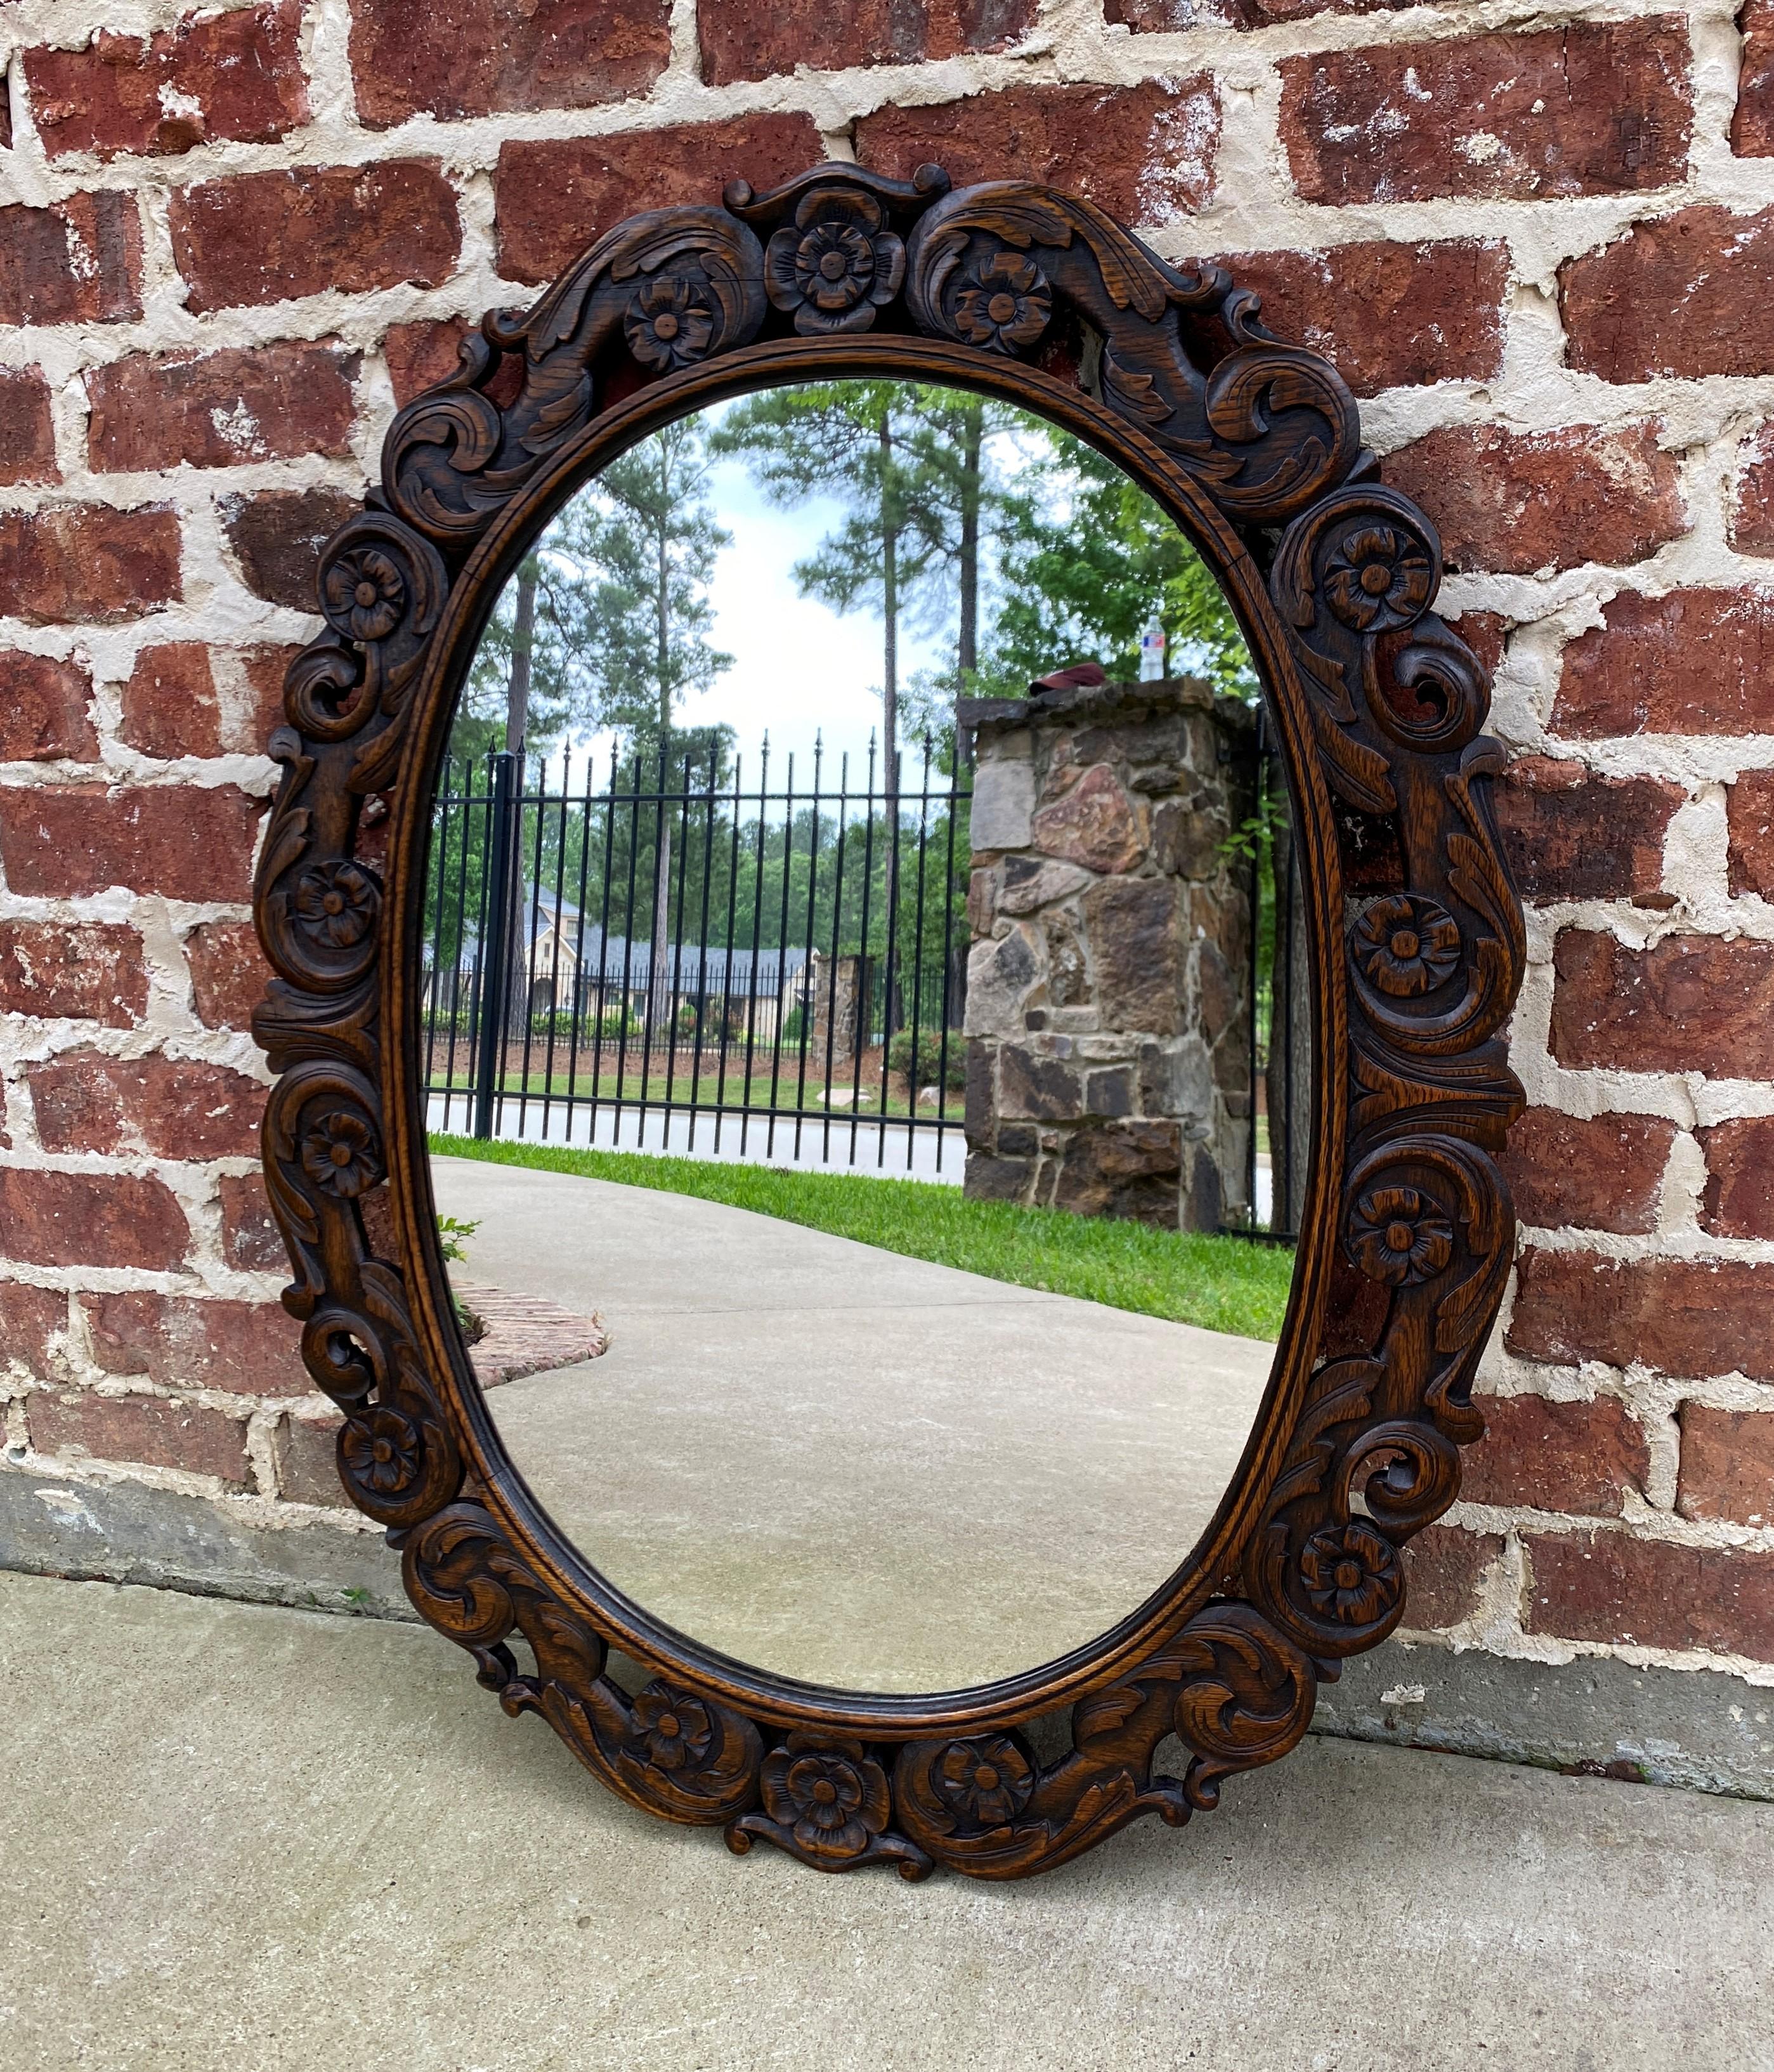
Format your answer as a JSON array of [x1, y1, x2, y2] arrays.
[[252, 162, 1524, 1881]]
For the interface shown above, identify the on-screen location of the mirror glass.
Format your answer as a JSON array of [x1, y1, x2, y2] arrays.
[[419, 380, 1307, 1693]]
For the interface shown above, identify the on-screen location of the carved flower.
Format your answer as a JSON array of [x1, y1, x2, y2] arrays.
[[292, 860, 379, 950], [1324, 525, 1433, 633], [323, 546, 407, 643], [340, 1406, 421, 1497], [760, 1737, 892, 1860], [952, 251, 1052, 355], [1347, 1183, 1454, 1286], [301, 1109, 380, 1199], [631, 1684, 715, 1773], [1300, 1521, 1402, 1627], [765, 188, 905, 334], [1351, 895, 1461, 999], [624, 275, 716, 372], [931, 1736, 1035, 1830]]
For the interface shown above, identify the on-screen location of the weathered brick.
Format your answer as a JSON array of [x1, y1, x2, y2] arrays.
[[0, 785, 264, 903], [0, 1169, 188, 1271], [1698, 1116, 1774, 1240], [1280, 24, 1692, 207], [495, 115, 823, 284], [235, 645, 301, 756], [1728, 769, 1774, 898], [185, 921, 268, 1032], [0, 653, 97, 762], [0, 193, 142, 325], [1677, 1406, 1774, 1526], [22, 4, 306, 161], [273, 1410, 349, 1507], [0, 369, 57, 487], [1384, 422, 1685, 577], [25, 1387, 247, 1484], [87, 1291, 307, 1398], [1550, 930, 1774, 1080], [856, 79, 1220, 226], [1218, 241, 1510, 398], [1733, 0, 1774, 157], [0, 506, 181, 626], [1562, 206, 1774, 382], [171, 163, 460, 313], [220, 1173, 285, 1274], [0, 1282, 70, 1379], [382, 318, 473, 407], [27, 1050, 264, 1161], [1509, 1249, 1774, 1382], [1525, 1529, 1774, 1658], [700, 0, 1034, 84], [221, 488, 358, 611], [352, 0, 669, 126], [1463, 1392, 1650, 1517], [1494, 757, 1680, 903], [0, 922, 147, 1026], [86, 342, 358, 475], [1500, 1108, 1675, 1235], [120, 644, 219, 760], [1444, 610, 1508, 679], [1730, 421, 1774, 553], [1555, 590, 1774, 738], [1399, 1523, 1503, 1631]]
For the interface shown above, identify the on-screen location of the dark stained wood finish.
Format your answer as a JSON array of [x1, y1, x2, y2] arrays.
[[251, 161, 1524, 1880]]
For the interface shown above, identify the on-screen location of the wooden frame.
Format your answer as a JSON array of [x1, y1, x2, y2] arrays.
[[252, 161, 1525, 1880]]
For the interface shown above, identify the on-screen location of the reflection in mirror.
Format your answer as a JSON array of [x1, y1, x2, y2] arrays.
[[419, 381, 1307, 1693]]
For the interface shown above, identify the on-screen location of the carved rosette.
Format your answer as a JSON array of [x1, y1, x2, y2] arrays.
[[253, 158, 1523, 1882]]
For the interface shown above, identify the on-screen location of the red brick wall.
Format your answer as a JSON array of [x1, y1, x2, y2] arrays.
[[0, 1, 1770, 1682]]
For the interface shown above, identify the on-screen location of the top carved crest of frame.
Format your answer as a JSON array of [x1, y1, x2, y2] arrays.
[[251, 161, 1525, 1881]]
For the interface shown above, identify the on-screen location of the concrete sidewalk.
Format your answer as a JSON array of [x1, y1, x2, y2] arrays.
[[5, 1571, 1770, 2072]]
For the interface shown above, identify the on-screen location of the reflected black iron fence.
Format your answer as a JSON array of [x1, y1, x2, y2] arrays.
[[421, 735, 973, 1171]]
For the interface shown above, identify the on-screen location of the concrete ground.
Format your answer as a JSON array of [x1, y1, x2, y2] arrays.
[[430, 1155, 1275, 1693], [5, 1569, 1770, 2072]]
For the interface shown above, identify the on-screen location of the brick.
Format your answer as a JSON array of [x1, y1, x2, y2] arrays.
[[0, 785, 264, 903], [1463, 1392, 1650, 1517], [120, 643, 219, 760], [0, 369, 57, 487], [25, 1387, 247, 1484], [87, 1291, 307, 1398], [856, 79, 1220, 226], [86, 342, 358, 475], [22, 4, 306, 162], [1443, 610, 1508, 679], [1280, 24, 1692, 207], [220, 1173, 285, 1273], [0, 506, 181, 626], [1562, 206, 1774, 382], [353, 0, 669, 126], [1399, 1523, 1502, 1632], [1729, 769, 1774, 898], [185, 921, 268, 1032], [495, 115, 823, 284], [235, 645, 301, 756], [1112, 0, 1411, 20], [221, 488, 358, 612], [1730, 422, 1774, 553], [273, 1410, 349, 1507], [0, 193, 142, 325], [1677, 1406, 1774, 1527], [1501, 1108, 1675, 1236], [700, 0, 1034, 85], [1218, 241, 1510, 398], [1698, 1116, 1774, 1240], [1509, 1249, 1774, 1382], [1550, 929, 1774, 1080], [26, 1050, 264, 1161], [382, 318, 473, 407], [1493, 757, 1680, 903], [171, 163, 460, 313], [0, 1168, 188, 1271], [1734, 0, 1774, 157], [1525, 1530, 1774, 1659], [1383, 421, 1684, 577], [0, 1282, 70, 1378], [1555, 589, 1774, 738], [0, 922, 147, 1026], [0, 653, 97, 762]]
